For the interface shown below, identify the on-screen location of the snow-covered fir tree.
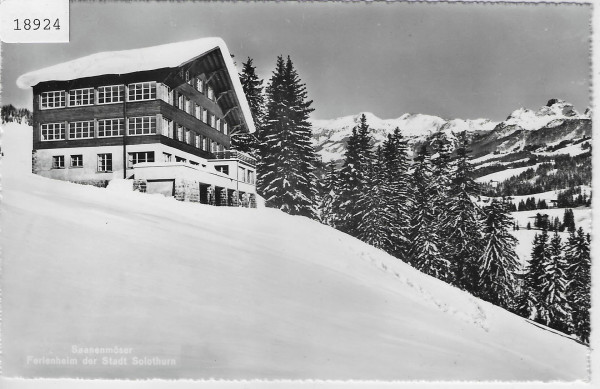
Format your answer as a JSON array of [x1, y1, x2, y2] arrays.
[[408, 145, 451, 281], [233, 57, 264, 156], [564, 227, 591, 343], [317, 163, 340, 227], [257, 55, 317, 218], [355, 147, 395, 249], [444, 131, 485, 292], [519, 229, 550, 320], [426, 131, 454, 278], [477, 199, 520, 309], [333, 114, 373, 236], [536, 232, 571, 331], [380, 127, 411, 257]]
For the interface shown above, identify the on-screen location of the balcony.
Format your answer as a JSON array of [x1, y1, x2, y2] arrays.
[[211, 150, 256, 167]]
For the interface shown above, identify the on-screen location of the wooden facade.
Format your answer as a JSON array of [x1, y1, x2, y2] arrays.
[[28, 43, 257, 206]]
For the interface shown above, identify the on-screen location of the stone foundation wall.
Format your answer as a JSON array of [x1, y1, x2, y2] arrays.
[[133, 179, 147, 193], [174, 179, 201, 203]]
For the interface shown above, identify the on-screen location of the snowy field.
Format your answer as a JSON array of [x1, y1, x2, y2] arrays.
[[509, 207, 591, 268], [1, 123, 589, 381], [475, 163, 543, 183]]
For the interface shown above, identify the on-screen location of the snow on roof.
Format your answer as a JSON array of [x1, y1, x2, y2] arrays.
[[16, 37, 255, 133]]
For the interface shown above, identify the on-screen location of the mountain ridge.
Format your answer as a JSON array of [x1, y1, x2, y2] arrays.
[[311, 99, 591, 163]]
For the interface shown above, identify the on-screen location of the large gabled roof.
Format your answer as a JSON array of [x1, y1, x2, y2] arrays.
[[16, 37, 255, 133]]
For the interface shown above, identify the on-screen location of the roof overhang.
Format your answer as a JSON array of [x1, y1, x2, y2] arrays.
[[16, 37, 256, 134]]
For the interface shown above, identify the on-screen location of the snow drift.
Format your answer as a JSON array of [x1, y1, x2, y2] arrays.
[[0, 123, 588, 380]]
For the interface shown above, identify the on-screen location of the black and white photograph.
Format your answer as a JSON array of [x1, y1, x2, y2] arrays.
[[0, 0, 595, 386]]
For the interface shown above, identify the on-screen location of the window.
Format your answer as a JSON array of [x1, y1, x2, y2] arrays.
[[97, 153, 112, 172], [211, 141, 217, 152], [207, 85, 214, 100], [163, 152, 172, 162], [185, 97, 192, 114], [202, 108, 208, 123], [40, 123, 65, 141], [177, 94, 184, 110], [195, 134, 200, 149], [128, 82, 156, 101], [184, 70, 191, 83], [195, 78, 204, 93], [69, 88, 94, 106], [215, 165, 229, 175], [98, 118, 124, 137], [210, 114, 216, 128], [216, 118, 221, 132], [70, 155, 83, 168], [185, 129, 191, 144], [128, 116, 156, 135], [40, 91, 66, 109], [52, 155, 65, 169], [175, 156, 186, 163], [128, 151, 155, 168], [69, 121, 94, 139], [157, 84, 172, 104], [167, 86, 173, 105], [195, 104, 201, 120], [223, 122, 228, 135], [176, 125, 183, 141], [98, 85, 124, 104], [161, 117, 173, 138], [202, 136, 208, 151]]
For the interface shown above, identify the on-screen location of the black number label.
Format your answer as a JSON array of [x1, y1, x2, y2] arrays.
[[14, 18, 61, 31]]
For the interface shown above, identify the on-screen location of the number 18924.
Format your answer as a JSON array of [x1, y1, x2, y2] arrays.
[[14, 18, 60, 31]]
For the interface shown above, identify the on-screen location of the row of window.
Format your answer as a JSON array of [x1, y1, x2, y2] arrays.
[[40, 83, 157, 109], [40, 117, 156, 141], [51, 151, 231, 172], [40, 116, 226, 156], [160, 118, 225, 153], [41, 80, 215, 109], [169, 89, 227, 134], [52, 153, 113, 172]]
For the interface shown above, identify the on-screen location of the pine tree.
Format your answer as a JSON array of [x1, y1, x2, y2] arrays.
[[445, 131, 485, 292], [564, 228, 591, 343], [234, 57, 264, 156], [334, 114, 373, 236], [428, 131, 454, 280], [380, 127, 411, 257], [562, 208, 575, 232], [355, 147, 395, 249], [520, 229, 552, 322], [257, 55, 317, 218], [477, 199, 520, 308], [317, 163, 340, 227], [408, 145, 450, 281], [537, 232, 571, 331]]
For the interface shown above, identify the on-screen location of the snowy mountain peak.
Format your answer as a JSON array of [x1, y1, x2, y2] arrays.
[[311, 112, 497, 163], [502, 99, 588, 132]]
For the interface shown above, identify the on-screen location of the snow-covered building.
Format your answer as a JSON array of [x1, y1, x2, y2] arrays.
[[17, 38, 257, 206]]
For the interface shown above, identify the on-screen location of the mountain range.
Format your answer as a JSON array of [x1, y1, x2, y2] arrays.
[[311, 99, 591, 164]]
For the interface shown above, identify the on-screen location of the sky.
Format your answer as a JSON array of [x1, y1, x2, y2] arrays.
[[0, 1, 592, 121]]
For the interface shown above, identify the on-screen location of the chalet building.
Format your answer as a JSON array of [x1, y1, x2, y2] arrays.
[[16, 38, 257, 207]]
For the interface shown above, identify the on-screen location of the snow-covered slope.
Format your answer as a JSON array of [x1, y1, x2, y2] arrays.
[[312, 112, 496, 163], [1, 123, 588, 380]]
